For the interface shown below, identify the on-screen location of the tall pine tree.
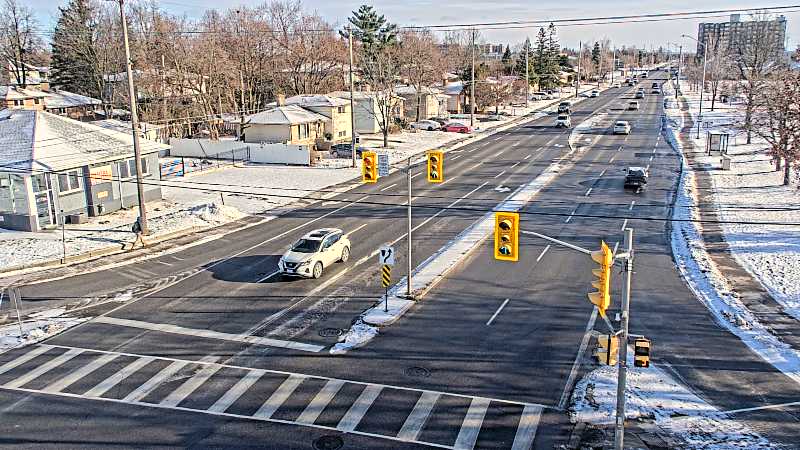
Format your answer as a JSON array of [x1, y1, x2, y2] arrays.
[[515, 38, 537, 87], [501, 44, 512, 75], [51, 0, 100, 96]]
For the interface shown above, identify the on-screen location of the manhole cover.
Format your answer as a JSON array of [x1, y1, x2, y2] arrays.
[[318, 328, 343, 338], [404, 366, 431, 378], [313, 435, 344, 450]]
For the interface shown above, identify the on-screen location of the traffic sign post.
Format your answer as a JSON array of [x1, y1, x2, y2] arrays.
[[381, 264, 392, 312], [378, 245, 395, 266], [8, 287, 23, 338], [378, 153, 390, 177]]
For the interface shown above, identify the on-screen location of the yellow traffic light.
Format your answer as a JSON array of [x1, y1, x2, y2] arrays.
[[588, 240, 613, 317], [596, 334, 619, 366], [362, 151, 377, 183], [634, 338, 651, 368], [494, 212, 519, 261], [427, 150, 444, 183]]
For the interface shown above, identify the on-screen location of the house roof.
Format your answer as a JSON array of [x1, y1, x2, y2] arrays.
[[394, 85, 442, 96], [327, 90, 404, 102], [0, 86, 101, 108], [285, 94, 349, 108], [0, 109, 169, 173], [444, 82, 464, 96], [246, 105, 328, 125], [0, 86, 48, 101]]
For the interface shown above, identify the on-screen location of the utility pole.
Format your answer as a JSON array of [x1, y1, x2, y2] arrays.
[[347, 26, 357, 169], [611, 47, 616, 84], [614, 228, 634, 450], [524, 37, 529, 108], [470, 28, 476, 128], [676, 45, 682, 100], [112, 0, 148, 235], [575, 41, 582, 98], [406, 156, 413, 298]]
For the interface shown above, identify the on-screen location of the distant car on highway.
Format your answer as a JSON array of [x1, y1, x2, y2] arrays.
[[635, 89, 645, 99], [613, 120, 631, 135], [442, 122, 472, 133], [557, 101, 571, 113], [590, 90, 600, 98], [410, 120, 441, 131], [279, 228, 350, 279], [612, 82, 621, 88], [628, 100, 640, 110], [556, 114, 571, 128], [624, 166, 649, 191]]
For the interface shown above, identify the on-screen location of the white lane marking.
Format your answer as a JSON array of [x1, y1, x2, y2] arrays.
[[256, 270, 280, 283], [609, 155, 616, 163], [123, 360, 191, 402], [496, 150, 506, 157], [254, 374, 306, 419], [296, 379, 346, 425], [584, 187, 593, 197], [84, 357, 155, 398], [558, 308, 598, 409], [617, 145, 623, 152], [468, 162, 482, 171], [645, 164, 650, 171], [565, 210, 575, 223], [397, 391, 440, 441], [208, 370, 265, 413], [452, 155, 464, 161], [0, 345, 52, 376], [169, 255, 185, 261], [380, 183, 397, 192], [536, 245, 551, 262], [154, 261, 172, 267], [4, 349, 83, 389], [621, 219, 628, 231], [512, 141, 521, 147], [494, 170, 506, 179], [441, 175, 459, 185], [524, 154, 532, 160], [510, 162, 520, 169], [486, 299, 510, 326], [160, 356, 223, 407], [43, 353, 119, 393], [410, 172, 422, 180], [93, 316, 325, 353], [612, 241, 620, 257], [649, 155, 654, 162], [599, 169, 606, 177], [345, 223, 370, 237], [629, 201, 635, 211], [337, 385, 384, 432], [454, 397, 491, 450], [720, 400, 800, 415], [511, 404, 544, 450]]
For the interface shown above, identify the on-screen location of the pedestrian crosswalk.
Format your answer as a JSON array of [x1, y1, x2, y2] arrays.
[[0, 344, 546, 449]]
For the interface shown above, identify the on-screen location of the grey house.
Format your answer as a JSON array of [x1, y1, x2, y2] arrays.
[[0, 109, 168, 232]]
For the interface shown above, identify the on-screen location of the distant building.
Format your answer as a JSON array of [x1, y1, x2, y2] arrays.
[[697, 14, 787, 61], [327, 91, 404, 134], [0, 85, 102, 121]]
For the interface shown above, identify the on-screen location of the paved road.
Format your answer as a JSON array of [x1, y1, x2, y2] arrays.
[[1, 72, 798, 448]]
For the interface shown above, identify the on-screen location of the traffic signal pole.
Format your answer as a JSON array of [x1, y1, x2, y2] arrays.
[[614, 227, 634, 450], [406, 156, 413, 298]]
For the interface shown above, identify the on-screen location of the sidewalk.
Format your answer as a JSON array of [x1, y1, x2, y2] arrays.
[[676, 97, 800, 351]]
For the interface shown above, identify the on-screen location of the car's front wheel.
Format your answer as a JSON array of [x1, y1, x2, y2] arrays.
[[340, 246, 350, 263], [312, 261, 323, 279]]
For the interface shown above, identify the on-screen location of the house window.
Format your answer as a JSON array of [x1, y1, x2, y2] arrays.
[[298, 123, 310, 140], [140, 157, 149, 175], [337, 106, 346, 114], [338, 130, 346, 137], [13, 100, 22, 106], [58, 169, 82, 194]]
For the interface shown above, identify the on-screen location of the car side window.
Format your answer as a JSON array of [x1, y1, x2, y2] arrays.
[[323, 233, 340, 250]]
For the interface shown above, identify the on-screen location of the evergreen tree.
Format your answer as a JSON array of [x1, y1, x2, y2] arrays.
[[501, 44, 513, 75], [51, 0, 99, 96], [545, 23, 561, 87], [345, 5, 397, 55], [514, 38, 537, 87], [591, 41, 601, 69], [533, 27, 547, 79]]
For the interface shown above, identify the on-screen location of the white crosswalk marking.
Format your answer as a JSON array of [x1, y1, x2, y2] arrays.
[[44, 353, 119, 393], [84, 357, 155, 398], [337, 385, 383, 432], [453, 397, 490, 450], [254, 374, 305, 419], [123, 360, 190, 402], [208, 370, 264, 413], [160, 357, 222, 407], [296, 379, 345, 425], [397, 391, 440, 441], [511, 404, 543, 450], [4, 348, 83, 389], [0, 345, 52, 376]]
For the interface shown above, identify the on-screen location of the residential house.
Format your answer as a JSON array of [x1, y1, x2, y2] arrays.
[[0, 109, 168, 232], [0, 86, 47, 110], [327, 90, 404, 134], [1, 85, 102, 120], [7, 62, 50, 89], [443, 82, 466, 114], [394, 85, 448, 120], [243, 104, 327, 147], [284, 94, 352, 143]]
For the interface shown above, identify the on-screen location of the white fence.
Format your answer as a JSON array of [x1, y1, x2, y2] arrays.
[[169, 138, 248, 158], [250, 143, 311, 165], [169, 139, 311, 165]]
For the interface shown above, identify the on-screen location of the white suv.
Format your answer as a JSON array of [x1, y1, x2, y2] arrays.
[[279, 228, 351, 278], [556, 114, 571, 128], [613, 121, 631, 135]]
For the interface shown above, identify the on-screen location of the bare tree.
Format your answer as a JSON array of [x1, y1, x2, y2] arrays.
[[704, 34, 733, 111], [752, 69, 800, 185], [0, 0, 42, 85], [399, 29, 445, 121]]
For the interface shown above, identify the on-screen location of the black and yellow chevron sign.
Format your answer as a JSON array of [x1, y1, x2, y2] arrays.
[[381, 264, 392, 287]]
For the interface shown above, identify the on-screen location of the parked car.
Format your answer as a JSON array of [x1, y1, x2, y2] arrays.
[[628, 100, 640, 110], [481, 115, 504, 122], [278, 228, 351, 279], [613, 120, 631, 135], [410, 120, 441, 131], [651, 82, 659, 89], [556, 114, 572, 128], [330, 143, 362, 159], [531, 91, 554, 100], [624, 166, 649, 191], [429, 117, 450, 126], [557, 101, 571, 113], [442, 122, 472, 133], [590, 90, 600, 98]]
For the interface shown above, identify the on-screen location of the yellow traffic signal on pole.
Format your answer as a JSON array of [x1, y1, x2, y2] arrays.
[[634, 338, 651, 368], [362, 151, 377, 183], [494, 212, 519, 261], [596, 334, 619, 366], [588, 240, 613, 317], [427, 150, 444, 183]]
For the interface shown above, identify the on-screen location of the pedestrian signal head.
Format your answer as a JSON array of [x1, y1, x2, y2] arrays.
[[427, 150, 444, 183], [494, 212, 519, 261]]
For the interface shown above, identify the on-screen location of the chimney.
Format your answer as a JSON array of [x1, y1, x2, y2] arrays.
[[277, 94, 286, 106]]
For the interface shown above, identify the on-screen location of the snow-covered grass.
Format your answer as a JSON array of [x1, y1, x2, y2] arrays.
[[0, 305, 90, 352], [571, 349, 775, 449]]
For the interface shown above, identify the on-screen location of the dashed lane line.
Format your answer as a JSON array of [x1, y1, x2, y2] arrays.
[[494, 171, 506, 179], [629, 201, 635, 211], [380, 183, 398, 192], [621, 219, 628, 231], [565, 210, 575, 223], [486, 299, 510, 326], [536, 245, 551, 262], [584, 187, 593, 197]]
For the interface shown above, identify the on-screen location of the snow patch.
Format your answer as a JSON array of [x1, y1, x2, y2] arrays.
[[329, 320, 379, 355], [0, 315, 90, 351]]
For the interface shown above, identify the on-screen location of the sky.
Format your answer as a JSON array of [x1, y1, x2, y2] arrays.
[[27, 0, 800, 51]]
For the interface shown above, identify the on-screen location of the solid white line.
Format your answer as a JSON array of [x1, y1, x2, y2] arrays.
[[256, 270, 280, 283], [565, 211, 575, 223], [337, 385, 383, 432], [621, 219, 628, 231], [345, 223, 370, 237], [494, 170, 506, 178], [44, 353, 119, 393], [208, 370, 265, 413], [0, 345, 52, 376], [93, 316, 325, 353], [486, 299, 510, 326], [297, 379, 346, 425], [4, 349, 83, 389], [154, 261, 172, 267], [468, 162, 482, 171], [84, 357, 155, 398], [558, 308, 598, 409], [454, 397, 490, 450], [536, 245, 551, 262], [380, 183, 398, 192], [160, 357, 222, 407], [123, 360, 190, 402], [720, 400, 800, 415], [629, 201, 635, 211], [441, 175, 459, 185], [511, 404, 544, 450], [599, 169, 606, 177], [254, 374, 306, 419], [397, 391, 440, 441], [524, 154, 532, 160], [510, 162, 520, 169], [584, 187, 593, 197], [612, 242, 620, 257]]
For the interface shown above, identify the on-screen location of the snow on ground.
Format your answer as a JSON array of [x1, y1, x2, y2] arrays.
[[662, 91, 800, 385], [329, 320, 379, 355], [0, 303, 90, 351], [571, 350, 775, 449]]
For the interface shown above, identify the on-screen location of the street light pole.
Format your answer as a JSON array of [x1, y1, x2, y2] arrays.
[[575, 41, 582, 98], [524, 38, 529, 109], [614, 228, 634, 450], [470, 28, 476, 128], [347, 26, 357, 169]]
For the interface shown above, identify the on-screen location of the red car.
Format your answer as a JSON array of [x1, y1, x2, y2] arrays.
[[442, 122, 472, 133]]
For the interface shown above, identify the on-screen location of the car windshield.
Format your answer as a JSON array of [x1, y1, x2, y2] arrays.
[[291, 239, 322, 253], [616, 122, 627, 126]]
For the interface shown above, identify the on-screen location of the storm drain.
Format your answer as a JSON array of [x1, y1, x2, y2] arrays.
[[318, 328, 344, 338], [313, 435, 344, 450], [404, 366, 431, 378]]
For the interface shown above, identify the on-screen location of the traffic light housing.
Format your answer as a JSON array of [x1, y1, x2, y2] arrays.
[[596, 334, 619, 366], [588, 240, 613, 317], [494, 212, 519, 261], [362, 151, 377, 183], [634, 338, 651, 368], [427, 150, 444, 183]]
